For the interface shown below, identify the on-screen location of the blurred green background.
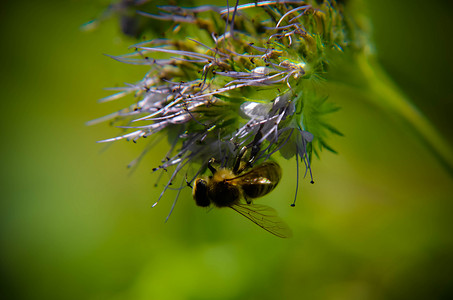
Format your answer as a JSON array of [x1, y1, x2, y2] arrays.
[[1, 0, 452, 299]]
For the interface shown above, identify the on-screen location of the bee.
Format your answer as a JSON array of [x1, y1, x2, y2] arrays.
[[192, 154, 292, 238]]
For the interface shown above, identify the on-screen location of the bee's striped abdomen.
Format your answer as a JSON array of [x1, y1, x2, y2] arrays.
[[241, 162, 281, 199]]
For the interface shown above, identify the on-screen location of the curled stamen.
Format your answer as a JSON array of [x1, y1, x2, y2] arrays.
[[91, 0, 346, 218], [275, 5, 311, 28]]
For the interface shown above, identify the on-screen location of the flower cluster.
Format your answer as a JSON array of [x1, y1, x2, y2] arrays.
[[89, 0, 349, 211]]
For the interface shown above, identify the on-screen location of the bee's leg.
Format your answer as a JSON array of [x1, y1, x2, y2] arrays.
[[248, 143, 260, 165], [233, 146, 247, 174], [248, 128, 262, 162], [207, 158, 217, 174], [241, 127, 262, 171], [233, 128, 263, 174], [244, 195, 251, 205]]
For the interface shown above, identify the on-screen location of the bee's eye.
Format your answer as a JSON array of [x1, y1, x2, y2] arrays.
[[193, 179, 210, 207]]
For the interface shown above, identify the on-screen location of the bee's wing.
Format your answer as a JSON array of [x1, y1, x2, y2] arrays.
[[230, 203, 292, 238]]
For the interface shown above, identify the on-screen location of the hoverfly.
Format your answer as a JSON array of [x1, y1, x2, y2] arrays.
[[192, 151, 292, 238]]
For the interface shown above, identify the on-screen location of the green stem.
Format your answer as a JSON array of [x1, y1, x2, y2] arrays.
[[357, 54, 453, 175]]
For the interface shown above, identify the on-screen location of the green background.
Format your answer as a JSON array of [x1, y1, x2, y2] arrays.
[[1, 0, 452, 299]]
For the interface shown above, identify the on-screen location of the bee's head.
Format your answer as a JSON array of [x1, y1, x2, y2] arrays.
[[193, 178, 210, 207]]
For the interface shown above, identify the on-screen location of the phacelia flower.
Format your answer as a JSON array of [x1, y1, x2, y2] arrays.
[[89, 0, 354, 217]]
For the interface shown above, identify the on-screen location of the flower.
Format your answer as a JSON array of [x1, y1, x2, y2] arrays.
[[89, 0, 350, 214]]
